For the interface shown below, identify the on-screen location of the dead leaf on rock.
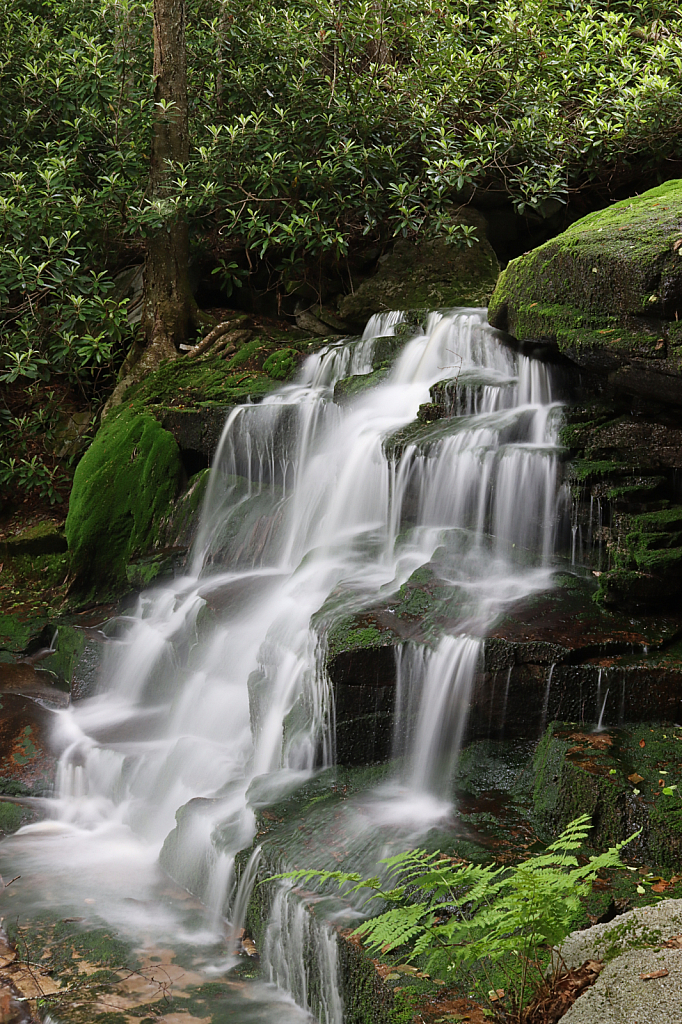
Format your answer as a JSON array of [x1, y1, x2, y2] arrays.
[[640, 969, 669, 980], [662, 935, 682, 949]]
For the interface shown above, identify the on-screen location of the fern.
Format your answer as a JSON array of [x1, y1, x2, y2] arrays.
[[269, 814, 639, 1021]]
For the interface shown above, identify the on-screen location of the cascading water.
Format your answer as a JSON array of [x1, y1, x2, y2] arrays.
[[0, 307, 569, 1022]]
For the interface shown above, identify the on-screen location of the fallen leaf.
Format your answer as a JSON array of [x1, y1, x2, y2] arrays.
[[674, 239, 682, 250], [639, 740, 646, 748], [384, 973, 400, 981], [652, 882, 668, 893], [662, 935, 682, 949], [628, 773, 644, 784], [640, 969, 668, 980]]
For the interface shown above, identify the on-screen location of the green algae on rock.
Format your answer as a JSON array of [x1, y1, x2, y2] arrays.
[[488, 180, 682, 404], [65, 406, 182, 594]]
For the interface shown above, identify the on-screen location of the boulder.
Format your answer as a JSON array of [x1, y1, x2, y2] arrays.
[[338, 213, 499, 327], [488, 180, 682, 407], [558, 900, 682, 1024], [65, 406, 183, 594]]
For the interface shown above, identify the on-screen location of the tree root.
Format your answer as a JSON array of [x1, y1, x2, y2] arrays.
[[182, 320, 241, 357]]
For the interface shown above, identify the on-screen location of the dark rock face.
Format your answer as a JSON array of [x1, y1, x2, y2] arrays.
[[324, 567, 682, 766], [338, 214, 499, 329], [161, 407, 231, 472]]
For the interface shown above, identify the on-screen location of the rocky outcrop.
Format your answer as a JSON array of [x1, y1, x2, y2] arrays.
[[338, 213, 499, 328], [488, 180, 682, 408], [487, 180, 682, 609]]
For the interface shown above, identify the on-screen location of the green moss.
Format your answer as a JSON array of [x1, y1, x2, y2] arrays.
[[262, 347, 299, 380], [123, 330, 321, 412], [65, 406, 182, 593], [327, 620, 387, 658], [488, 180, 682, 354], [2, 522, 67, 557], [569, 459, 624, 482], [531, 723, 682, 869], [334, 367, 390, 402]]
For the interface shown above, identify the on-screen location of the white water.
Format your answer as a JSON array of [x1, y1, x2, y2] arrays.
[[1, 308, 568, 1020]]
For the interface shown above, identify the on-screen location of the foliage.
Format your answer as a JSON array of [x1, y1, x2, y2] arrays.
[[0, 387, 71, 504], [1, 0, 682, 509], [0, 0, 148, 409], [185, 0, 682, 275], [2, 0, 682, 391], [273, 815, 637, 1020]]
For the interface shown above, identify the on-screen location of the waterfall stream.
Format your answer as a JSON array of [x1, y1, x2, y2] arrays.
[[0, 308, 568, 1022]]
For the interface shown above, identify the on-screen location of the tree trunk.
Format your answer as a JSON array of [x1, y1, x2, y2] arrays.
[[143, 0, 196, 364]]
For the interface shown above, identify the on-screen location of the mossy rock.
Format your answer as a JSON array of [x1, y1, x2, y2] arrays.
[[531, 722, 682, 869], [1, 522, 67, 558], [333, 367, 391, 403], [338, 214, 499, 327], [262, 346, 299, 380], [595, 503, 682, 607], [488, 180, 682, 402], [65, 406, 182, 594], [121, 328, 321, 413]]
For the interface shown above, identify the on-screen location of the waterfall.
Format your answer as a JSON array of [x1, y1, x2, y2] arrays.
[[263, 884, 344, 1024], [2, 307, 568, 1021]]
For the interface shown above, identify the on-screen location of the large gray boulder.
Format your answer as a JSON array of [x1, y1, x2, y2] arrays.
[[557, 899, 682, 1023]]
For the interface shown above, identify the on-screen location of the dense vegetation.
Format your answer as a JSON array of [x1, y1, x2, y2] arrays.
[[1, 0, 682, 506]]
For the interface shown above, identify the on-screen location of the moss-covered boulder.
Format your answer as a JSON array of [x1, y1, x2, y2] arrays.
[[488, 180, 682, 405], [338, 215, 499, 327], [65, 407, 182, 594]]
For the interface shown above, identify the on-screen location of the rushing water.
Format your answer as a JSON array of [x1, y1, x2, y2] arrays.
[[0, 308, 569, 1022]]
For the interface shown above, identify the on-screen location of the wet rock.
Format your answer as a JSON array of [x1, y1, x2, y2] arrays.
[[160, 407, 231, 471], [325, 567, 682, 757], [0, 692, 59, 829], [338, 216, 499, 329]]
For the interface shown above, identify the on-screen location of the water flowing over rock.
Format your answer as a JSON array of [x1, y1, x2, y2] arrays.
[[0, 307, 570, 1021]]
